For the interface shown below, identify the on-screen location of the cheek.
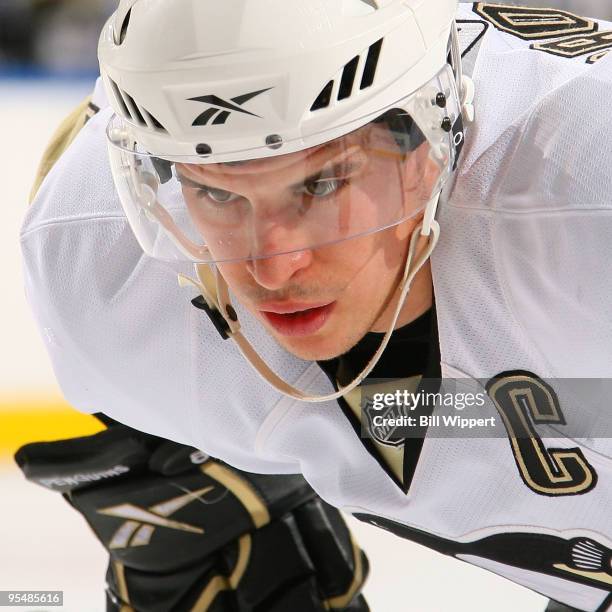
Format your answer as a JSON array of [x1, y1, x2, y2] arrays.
[[183, 192, 207, 234], [184, 196, 232, 248], [383, 218, 414, 271], [216, 261, 251, 297], [347, 224, 414, 314], [331, 231, 401, 302]]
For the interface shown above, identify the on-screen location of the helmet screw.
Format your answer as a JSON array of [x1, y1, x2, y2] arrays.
[[435, 92, 447, 108], [441, 117, 452, 132], [226, 304, 238, 322], [196, 143, 212, 156], [265, 134, 283, 150]]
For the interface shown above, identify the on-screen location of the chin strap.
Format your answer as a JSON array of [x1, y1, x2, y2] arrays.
[[178, 208, 441, 403], [451, 21, 475, 124]]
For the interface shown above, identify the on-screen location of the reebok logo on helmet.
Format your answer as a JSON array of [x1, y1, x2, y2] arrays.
[[189, 87, 273, 126]]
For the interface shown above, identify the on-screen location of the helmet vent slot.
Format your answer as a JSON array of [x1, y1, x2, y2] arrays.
[[118, 8, 132, 45], [360, 38, 383, 90], [310, 38, 384, 112], [338, 56, 360, 101], [142, 110, 168, 133], [108, 78, 132, 121], [122, 91, 146, 126], [311, 80, 335, 111], [109, 78, 167, 133]]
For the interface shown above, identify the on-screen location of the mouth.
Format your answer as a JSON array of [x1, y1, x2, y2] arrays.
[[259, 301, 336, 337]]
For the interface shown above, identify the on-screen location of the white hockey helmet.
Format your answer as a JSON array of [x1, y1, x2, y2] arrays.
[[99, 0, 469, 265]]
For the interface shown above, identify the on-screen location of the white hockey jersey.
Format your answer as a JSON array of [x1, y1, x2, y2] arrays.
[[20, 4, 612, 610]]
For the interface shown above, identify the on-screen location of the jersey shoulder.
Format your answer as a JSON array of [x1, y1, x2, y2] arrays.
[[455, 3, 612, 213], [459, 2, 612, 64]]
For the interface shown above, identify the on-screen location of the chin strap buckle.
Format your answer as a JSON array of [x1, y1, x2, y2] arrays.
[[191, 295, 231, 340]]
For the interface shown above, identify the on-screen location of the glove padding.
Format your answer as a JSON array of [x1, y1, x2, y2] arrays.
[[15, 417, 369, 612]]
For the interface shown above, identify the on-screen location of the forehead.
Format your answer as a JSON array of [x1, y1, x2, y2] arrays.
[[182, 121, 391, 180]]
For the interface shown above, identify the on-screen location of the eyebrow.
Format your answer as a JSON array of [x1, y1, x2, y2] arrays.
[[176, 170, 208, 190], [292, 160, 362, 190], [176, 158, 364, 193]]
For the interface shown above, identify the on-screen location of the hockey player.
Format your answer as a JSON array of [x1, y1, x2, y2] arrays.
[[17, 1, 612, 610]]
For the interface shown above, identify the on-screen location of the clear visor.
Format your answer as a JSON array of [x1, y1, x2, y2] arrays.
[[106, 65, 461, 264]]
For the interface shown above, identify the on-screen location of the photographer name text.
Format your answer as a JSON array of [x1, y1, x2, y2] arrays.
[[370, 414, 497, 429]]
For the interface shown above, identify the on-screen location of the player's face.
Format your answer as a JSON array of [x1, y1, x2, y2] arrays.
[[178, 126, 437, 360]]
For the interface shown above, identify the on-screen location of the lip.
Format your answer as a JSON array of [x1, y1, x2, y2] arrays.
[[258, 300, 333, 314], [260, 302, 336, 337]]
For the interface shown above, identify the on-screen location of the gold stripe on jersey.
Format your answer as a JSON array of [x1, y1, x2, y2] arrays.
[[29, 96, 94, 204], [553, 564, 612, 587]]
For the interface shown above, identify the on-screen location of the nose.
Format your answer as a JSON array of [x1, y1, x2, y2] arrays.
[[248, 249, 313, 291], [246, 222, 313, 290]]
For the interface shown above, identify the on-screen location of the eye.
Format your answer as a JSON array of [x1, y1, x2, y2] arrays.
[[198, 187, 241, 203], [303, 178, 345, 198]]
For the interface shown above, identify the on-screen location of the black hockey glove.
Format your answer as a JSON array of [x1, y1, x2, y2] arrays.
[[15, 416, 369, 612]]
